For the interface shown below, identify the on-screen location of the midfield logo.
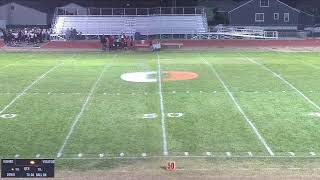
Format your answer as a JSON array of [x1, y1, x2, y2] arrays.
[[121, 71, 198, 83]]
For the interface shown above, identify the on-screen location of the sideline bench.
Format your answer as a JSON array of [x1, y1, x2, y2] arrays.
[[161, 42, 184, 49], [134, 44, 151, 51], [133, 40, 151, 51], [134, 44, 150, 48]]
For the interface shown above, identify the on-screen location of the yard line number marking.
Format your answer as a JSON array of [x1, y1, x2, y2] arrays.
[[200, 54, 275, 156], [0, 114, 17, 119], [143, 113, 184, 119]]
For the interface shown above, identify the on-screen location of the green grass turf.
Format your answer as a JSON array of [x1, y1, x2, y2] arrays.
[[1, 50, 320, 163]]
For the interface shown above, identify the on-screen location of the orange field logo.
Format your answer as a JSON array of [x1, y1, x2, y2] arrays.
[[121, 71, 199, 83]]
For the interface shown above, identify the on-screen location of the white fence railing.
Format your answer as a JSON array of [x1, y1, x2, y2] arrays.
[[55, 7, 205, 16], [208, 25, 278, 39]]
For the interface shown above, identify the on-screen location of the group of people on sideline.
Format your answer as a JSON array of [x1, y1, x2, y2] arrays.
[[64, 28, 84, 40], [0, 28, 162, 51], [100, 33, 133, 51], [0, 27, 51, 47], [100, 33, 162, 51]]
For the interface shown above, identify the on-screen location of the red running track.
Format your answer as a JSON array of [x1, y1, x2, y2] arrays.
[[41, 40, 101, 49], [40, 39, 320, 49]]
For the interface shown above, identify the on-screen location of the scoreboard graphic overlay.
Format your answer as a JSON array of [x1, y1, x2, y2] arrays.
[[1, 159, 54, 178]]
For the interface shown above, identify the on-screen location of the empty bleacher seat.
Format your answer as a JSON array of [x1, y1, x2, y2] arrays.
[[53, 15, 207, 35]]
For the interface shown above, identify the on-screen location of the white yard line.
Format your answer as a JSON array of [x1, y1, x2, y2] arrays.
[[289, 54, 320, 70], [0, 54, 35, 71], [200, 55, 274, 156], [57, 55, 116, 158], [0, 64, 15, 71], [272, 51, 320, 70], [156, 53, 169, 156], [300, 61, 320, 70], [242, 54, 320, 111], [0, 62, 64, 114]]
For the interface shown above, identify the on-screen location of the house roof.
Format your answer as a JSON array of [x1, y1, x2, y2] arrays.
[[198, 0, 248, 12], [228, 0, 314, 16], [0, 0, 316, 16], [295, 0, 320, 15], [0, 0, 89, 14], [228, 0, 255, 13], [0, 0, 161, 11], [0, 0, 58, 13]]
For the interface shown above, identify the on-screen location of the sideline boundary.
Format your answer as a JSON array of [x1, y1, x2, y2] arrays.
[[58, 155, 320, 160], [4, 151, 320, 160]]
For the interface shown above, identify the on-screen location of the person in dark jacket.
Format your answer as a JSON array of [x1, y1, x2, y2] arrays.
[[100, 35, 107, 51]]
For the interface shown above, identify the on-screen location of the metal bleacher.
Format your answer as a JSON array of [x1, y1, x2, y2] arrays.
[[51, 7, 277, 40], [52, 7, 208, 36]]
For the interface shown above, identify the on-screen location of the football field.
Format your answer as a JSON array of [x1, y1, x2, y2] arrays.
[[1, 50, 320, 164]]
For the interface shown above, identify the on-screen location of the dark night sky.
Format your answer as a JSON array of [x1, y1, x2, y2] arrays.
[[1, 0, 317, 6], [1, 0, 319, 10]]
